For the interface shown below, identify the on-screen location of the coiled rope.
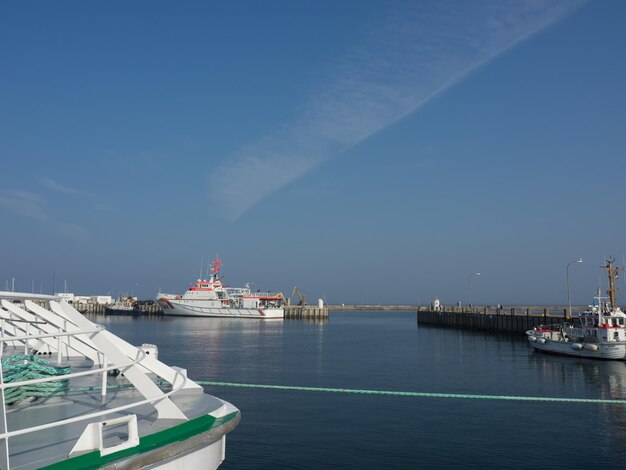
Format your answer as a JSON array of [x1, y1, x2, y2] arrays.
[[195, 381, 626, 405], [2, 354, 72, 404]]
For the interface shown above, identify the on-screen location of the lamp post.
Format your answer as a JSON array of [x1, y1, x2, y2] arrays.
[[566, 258, 583, 318], [468, 272, 481, 310]]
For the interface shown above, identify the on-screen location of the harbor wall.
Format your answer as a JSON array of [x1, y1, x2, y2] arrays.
[[416, 306, 577, 334], [284, 305, 329, 319]]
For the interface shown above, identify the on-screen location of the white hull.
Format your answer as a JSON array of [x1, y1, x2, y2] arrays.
[[527, 336, 626, 360], [159, 299, 284, 319]]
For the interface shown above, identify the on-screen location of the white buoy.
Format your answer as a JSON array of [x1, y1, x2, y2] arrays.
[[571, 343, 583, 350]]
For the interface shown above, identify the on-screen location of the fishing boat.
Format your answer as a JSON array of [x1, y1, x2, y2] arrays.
[[0, 291, 239, 469], [157, 256, 284, 319], [526, 258, 626, 360], [105, 296, 147, 317]]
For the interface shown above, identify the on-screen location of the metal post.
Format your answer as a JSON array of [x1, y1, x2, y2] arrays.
[[57, 330, 63, 364], [102, 357, 108, 397], [0, 359, 10, 470], [25, 323, 30, 356]]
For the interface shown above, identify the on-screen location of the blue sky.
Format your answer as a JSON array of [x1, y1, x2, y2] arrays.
[[1, 0, 625, 305]]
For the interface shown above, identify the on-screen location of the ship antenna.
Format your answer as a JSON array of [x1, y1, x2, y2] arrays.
[[212, 254, 222, 275], [623, 254, 626, 290]]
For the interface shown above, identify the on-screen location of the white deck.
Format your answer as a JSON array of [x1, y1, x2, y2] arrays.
[[0, 298, 239, 469]]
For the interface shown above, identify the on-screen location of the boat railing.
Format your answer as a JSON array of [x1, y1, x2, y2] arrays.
[[533, 323, 563, 332], [0, 362, 188, 440], [224, 288, 249, 296], [0, 298, 194, 468]]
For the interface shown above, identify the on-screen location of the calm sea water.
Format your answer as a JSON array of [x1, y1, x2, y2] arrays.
[[98, 311, 626, 469]]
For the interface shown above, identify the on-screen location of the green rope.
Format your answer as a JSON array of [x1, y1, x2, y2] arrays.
[[2, 354, 72, 404], [195, 381, 626, 405], [63, 379, 626, 406]]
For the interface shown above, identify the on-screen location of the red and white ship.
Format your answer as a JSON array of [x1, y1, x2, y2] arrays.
[[156, 256, 284, 319]]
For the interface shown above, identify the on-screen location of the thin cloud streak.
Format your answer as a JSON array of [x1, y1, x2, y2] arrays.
[[40, 177, 92, 197], [0, 190, 49, 221], [0, 189, 89, 241], [209, 0, 584, 220]]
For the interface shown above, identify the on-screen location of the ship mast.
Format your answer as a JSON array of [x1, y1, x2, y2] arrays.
[[604, 257, 623, 311]]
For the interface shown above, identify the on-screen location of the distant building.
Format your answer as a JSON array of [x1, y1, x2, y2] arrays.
[[55, 292, 75, 302], [54, 293, 114, 305]]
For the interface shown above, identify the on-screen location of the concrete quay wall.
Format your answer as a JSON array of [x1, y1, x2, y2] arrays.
[[284, 305, 329, 319], [416, 306, 585, 334]]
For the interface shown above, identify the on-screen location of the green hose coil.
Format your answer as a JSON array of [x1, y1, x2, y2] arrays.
[[2, 354, 72, 404]]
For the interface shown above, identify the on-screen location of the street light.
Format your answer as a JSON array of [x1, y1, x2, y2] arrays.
[[566, 258, 583, 318], [468, 272, 481, 309]]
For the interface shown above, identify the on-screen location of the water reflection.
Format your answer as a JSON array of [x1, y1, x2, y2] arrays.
[[529, 353, 626, 399], [528, 352, 626, 458], [97, 315, 333, 387], [284, 318, 329, 325]]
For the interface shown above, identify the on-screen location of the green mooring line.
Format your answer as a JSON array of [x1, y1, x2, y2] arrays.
[[195, 381, 626, 404]]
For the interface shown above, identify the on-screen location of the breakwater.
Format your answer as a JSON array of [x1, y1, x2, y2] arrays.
[[417, 305, 585, 334]]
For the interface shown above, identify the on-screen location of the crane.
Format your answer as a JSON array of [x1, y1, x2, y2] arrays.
[[288, 286, 307, 306]]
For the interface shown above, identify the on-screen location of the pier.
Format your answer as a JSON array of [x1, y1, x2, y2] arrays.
[[417, 305, 586, 334], [283, 305, 329, 319]]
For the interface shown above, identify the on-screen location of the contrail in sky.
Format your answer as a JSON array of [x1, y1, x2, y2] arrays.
[[208, 0, 584, 221]]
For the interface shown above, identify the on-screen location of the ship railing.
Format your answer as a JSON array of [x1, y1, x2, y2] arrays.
[[224, 288, 249, 296], [0, 300, 193, 469], [537, 323, 564, 331]]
